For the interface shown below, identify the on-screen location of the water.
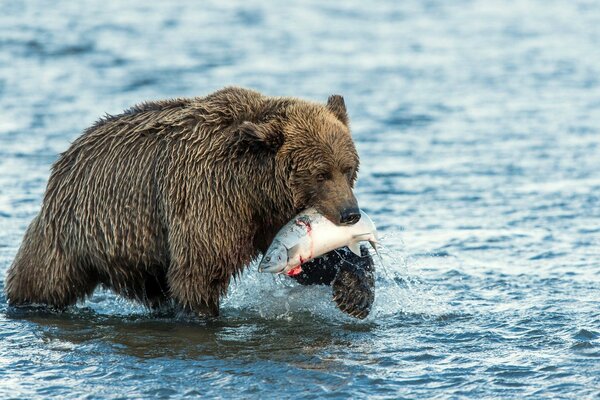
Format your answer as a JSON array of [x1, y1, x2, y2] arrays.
[[1, 0, 599, 398]]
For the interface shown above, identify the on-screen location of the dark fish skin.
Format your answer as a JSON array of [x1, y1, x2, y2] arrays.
[[291, 245, 375, 319]]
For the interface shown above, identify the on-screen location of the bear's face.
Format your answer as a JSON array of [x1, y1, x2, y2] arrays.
[[236, 94, 361, 226], [280, 96, 361, 226]]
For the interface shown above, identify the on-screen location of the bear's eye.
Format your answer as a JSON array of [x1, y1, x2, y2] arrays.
[[316, 173, 330, 182]]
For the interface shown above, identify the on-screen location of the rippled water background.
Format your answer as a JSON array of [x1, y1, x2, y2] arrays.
[[1, 0, 599, 398]]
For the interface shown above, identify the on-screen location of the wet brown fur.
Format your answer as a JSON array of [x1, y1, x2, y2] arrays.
[[5, 87, 359, 316]]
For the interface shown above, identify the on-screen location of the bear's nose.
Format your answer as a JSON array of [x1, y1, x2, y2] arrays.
[[340, 208, 361, 225]]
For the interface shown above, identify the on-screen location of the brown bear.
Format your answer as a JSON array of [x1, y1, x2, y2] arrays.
[[5, 87, 373, 317]]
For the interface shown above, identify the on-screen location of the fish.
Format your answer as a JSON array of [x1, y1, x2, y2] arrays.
[[258, 208, 378, 275]]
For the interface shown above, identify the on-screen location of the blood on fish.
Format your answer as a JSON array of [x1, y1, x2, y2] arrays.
[[287, 265, 303, 276], [284, 216, 316, 276], [286, 256, 307, 277], [295, 218, 314, 260], [294, 218, 312, 233]]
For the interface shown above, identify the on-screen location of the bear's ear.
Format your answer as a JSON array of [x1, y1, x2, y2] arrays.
[[327, 94, 349, 126], [237, 121, 284, 152]]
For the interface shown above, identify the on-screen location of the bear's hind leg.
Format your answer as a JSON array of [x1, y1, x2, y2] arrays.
[[5, 216, 98, 309], [6, 247, 98, 310]]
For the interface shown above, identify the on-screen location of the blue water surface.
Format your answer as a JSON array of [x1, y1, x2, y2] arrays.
[[1, 1, 599, 398]]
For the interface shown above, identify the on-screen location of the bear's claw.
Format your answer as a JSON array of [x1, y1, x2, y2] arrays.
[[290, 245, 376, 319], [332, 268, 374, 319], [330, 246, 375, 319]]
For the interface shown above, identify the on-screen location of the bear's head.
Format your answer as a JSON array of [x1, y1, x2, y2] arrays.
[[238, 94, 360, 226]]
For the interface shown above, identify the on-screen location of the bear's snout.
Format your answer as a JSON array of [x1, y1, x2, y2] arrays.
[[313, 175, 361, 227], [340, 207, 361, 225]]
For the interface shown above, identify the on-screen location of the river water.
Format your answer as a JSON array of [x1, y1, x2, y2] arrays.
[[1, 1, 599, 398]]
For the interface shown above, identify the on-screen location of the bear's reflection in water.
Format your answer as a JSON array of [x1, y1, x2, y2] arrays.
[[3, 245, 376, 367], [8, 306, 373, 364]]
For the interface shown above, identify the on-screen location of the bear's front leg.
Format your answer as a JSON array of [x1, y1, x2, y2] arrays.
[[291, 245, 375, 319], [166, 223, 231, 317], [167, 259, 222, 317], [331, 248, 375, 319]]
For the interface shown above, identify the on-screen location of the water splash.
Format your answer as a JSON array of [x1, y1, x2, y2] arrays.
[[221, 234, 452, 322], [222, 263, 341, 321], [371, 235, 453, 319]]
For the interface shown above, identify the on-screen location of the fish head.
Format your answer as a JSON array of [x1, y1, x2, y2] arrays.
[[258, 240, 289, 274]]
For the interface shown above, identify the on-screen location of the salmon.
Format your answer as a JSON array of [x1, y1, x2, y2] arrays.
[[259, 208, 378, 275]]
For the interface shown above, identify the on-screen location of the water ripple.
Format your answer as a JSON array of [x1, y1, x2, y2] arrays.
[[1, 0, 600, 398]]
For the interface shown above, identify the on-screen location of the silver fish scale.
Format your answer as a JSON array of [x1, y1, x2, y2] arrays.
[[274, 214, 316, 249]]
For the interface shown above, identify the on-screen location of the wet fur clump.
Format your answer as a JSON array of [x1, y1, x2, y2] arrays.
[[296, 246, 375, 319], [5, 87, 360, 316]]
